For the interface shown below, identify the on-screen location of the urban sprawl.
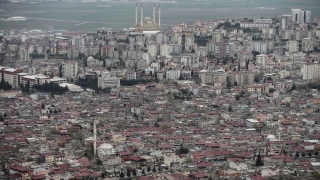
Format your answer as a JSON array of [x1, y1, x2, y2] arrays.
[[1, 6, 320, 180]]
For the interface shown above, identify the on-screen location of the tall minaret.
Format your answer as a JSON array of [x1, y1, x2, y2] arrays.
[[93, 119, 97, 156], [141, 4, 143, 27], [153, 3, 156, 23], [158, 4, 161, 27], [136, 3, 138, 25]]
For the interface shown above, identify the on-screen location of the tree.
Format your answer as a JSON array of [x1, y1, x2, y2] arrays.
[[154, 122, 160, 127], [59, 64, 63, 78], [51, 91, 54, 98], [0, 115, 3, 122], [295, 152, 299, 158], [54, 109, 57, 113], [152, 166, 156, 172], [228, 105, 232, 112], [141, 169, 145, 175], [235, 95, 240, 100], [308, 152, 312, 156], [119, 171, 124, 178], [147, 166, 151, 173], [42, 103, 45, 109], [183, 157, 193, 164], [302, 153, 305, 157], [132, 170, 137, 176], [315, 151, 318, 156], [126, 169, 131, 177], [3, 112, 7, 117], [256, 154, 262, 166], [96, 158, 102, 165], [179, 74, 183, 80]]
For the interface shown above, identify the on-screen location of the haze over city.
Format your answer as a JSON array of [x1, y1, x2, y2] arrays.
[[0, 0, 320, 180]]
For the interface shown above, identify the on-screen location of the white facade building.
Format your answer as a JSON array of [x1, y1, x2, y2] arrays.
[[147, 43, 158, 58], [302, 62, 320, 80], [160, 43, 170, 57], [98, 71, 120, 88], [62, 61, 78, 80], [253, 42, 267, 53], [166, 69, 180, 80], [256, 54, 268, 67], [286, 40, 299, 52]]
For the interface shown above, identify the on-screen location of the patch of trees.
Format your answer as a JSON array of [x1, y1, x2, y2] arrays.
[[30, 54, 45, 59], [120, 79, 152, 86], [194, 36, 209, 46], [0, 79, 12, 90], [254, 71, 264, 83], [175, 144, 189, 154], [243, 28, 262, 33], [216, 22, 240, 29], [75, 77, 98, 90], [33, 82, 69, 94]]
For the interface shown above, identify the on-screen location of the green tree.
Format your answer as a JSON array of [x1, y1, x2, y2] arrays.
[[256, 154, 263, 166], [119, 171, 124, 178], [42, 103, 45, 109], [126, 169, 131, 177], [228, 105, 232, 112]]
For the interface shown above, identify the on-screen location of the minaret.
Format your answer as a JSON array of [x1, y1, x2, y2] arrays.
[[93, 119, 97, 156], [158, 4, 161, 27], [136, 3, 138, 25], [141, 4, 143, 27], [153, 3, 156, 23]]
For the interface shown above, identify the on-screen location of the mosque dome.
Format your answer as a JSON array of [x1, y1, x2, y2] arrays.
[[144, 17, 153, 23], [266, 134, 276, 139], [98, 143, 113, 149], [87, 56, 94, 61]]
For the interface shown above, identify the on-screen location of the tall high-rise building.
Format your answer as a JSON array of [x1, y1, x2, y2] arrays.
[[291, 9, 311, 23]]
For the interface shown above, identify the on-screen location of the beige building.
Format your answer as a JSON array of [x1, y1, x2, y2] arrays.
[[163, 153, 182, 166], [245, 84, 269, 94], [302, 38, 315, 52], [286, 40, 299, 52], [228, 71, 254, 86], [112, 134, 126, 142], [200, 70, 227, 87], [302, 62, 320, 80], [98, 75, 120, 89], [62, 61, 78, 80]]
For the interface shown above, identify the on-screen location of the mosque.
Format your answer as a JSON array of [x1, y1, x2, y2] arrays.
[[135, 3, 162, 33]]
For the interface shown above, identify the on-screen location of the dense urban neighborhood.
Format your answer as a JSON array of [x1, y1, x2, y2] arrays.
[[1, 7, 320, 180]]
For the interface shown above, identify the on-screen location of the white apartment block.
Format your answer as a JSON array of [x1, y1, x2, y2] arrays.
[[181, 55, 199, 67], [291, 9, 311, 23], [62, 61, 78, 80], [256, 54, 268, 67], [147, 43, 158, 58], [240, 22, 270, 29], [286, 40, 299, 52], [302, 62, 320, 80], [212, 31, 223, 43], [253, 18, 273, 24], [302, 38, 315, 52], [253, 42, 267, 53], [0, 67, 24, 88], [166, 69, 180, 80], [160, 43, 170, 57], [98, 76, 120, 88]]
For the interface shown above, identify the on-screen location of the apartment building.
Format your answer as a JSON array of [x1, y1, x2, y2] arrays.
[[62, 61, 78, 80], [302, 62, 320, 80]]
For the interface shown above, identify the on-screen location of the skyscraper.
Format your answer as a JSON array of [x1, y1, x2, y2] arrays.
[[291, 9, 301, 22], [291, 9, 311, 23]]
